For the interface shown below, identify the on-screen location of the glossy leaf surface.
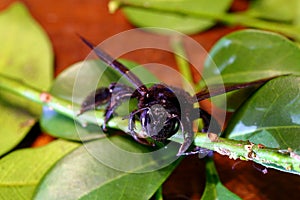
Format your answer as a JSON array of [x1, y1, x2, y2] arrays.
[[0, 2, 53, 156], [225, 76, 300, 155], [121, 0, 233, 34], [0, 140, 79, 200], [202, 30, 300, 111], [34, 136, 180, 200], [247, 0, 299, 23], [41, 59, 158, 141]]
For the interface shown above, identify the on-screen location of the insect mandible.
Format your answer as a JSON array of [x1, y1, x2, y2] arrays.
[[78, 36, 278, 156]]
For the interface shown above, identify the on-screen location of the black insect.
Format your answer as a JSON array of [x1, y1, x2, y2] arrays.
[[78, 37, 278, 156]]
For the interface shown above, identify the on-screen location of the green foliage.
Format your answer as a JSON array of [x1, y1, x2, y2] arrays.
[[202, 29, 300, 111], [201, 158, 241, 200], [1, 2, 300, 200], [247, 0, 300, 23], [0, 140, 79, 200], [202, 29, 300, 174], [225, 76, 300, 167], [34, 137, 180, 200], [0, 3, 53, 156], [119, 0, 233, 34], [111, 0, 300, 41]]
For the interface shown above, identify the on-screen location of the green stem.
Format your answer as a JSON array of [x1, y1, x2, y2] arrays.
[[1, 74, 299, 174], [171, 36, 194, 91], [109, 0, 300, 41], [194, 133, 300, 174], [0, 74, 75, 119], [0, 74, 129, 131]]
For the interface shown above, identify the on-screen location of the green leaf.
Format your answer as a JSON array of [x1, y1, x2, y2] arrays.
[[41, 59, 159, 141], [0, 140, 79, 200], [119, 0, 233, 34], [225, 76, 300, 156], [202, 29, 300, 111], [246, 0, 299, 23], [201, 158, 241, 200], [0, 2, 53, 156], [34, 136, 180, 200], [40, 60, 105, 141]]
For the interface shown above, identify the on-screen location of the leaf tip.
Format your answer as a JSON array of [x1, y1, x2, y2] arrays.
[[108, 1, 121, 14]]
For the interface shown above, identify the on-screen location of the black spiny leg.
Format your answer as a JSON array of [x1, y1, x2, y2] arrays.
[[180, 109, 221, 156], [79, 83, 135, 131], [128, 109, 152, 145], [199, 109, 221, 134], [177, 117, 194, 156], [102, 83, 135, 131], [78, 87, 111, 115]]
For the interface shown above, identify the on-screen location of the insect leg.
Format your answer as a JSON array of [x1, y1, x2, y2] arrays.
[[180, 146, 213, 157], [179, 109, 221, 156], [102, 83, 135, 131], [78, 87, 111, 115], [128, 110, 137, 134], [199, 109, 221, 134], [128, 108, 152, 145], [177, 117, 194, 156]]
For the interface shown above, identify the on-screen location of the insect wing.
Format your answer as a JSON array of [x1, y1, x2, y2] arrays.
[[195, 76, 281, 101], [79, 36, 147, 94]]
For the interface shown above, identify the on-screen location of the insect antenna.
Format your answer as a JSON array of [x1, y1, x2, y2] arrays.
[[79, 35, 148, 95]]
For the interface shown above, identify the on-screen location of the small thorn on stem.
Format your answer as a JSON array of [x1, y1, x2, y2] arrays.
[[40, 92, 52, 103]]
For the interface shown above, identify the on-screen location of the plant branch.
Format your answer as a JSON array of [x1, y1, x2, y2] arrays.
[[0, 74, 75, 118], [0, 74, 129, 131], [0, 74, 299, 174], [109, 0, 300, 41], [194, 133, 300, 175]]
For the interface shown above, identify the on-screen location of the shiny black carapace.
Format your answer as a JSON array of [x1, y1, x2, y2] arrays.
[[78, 37, 278, 155]]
